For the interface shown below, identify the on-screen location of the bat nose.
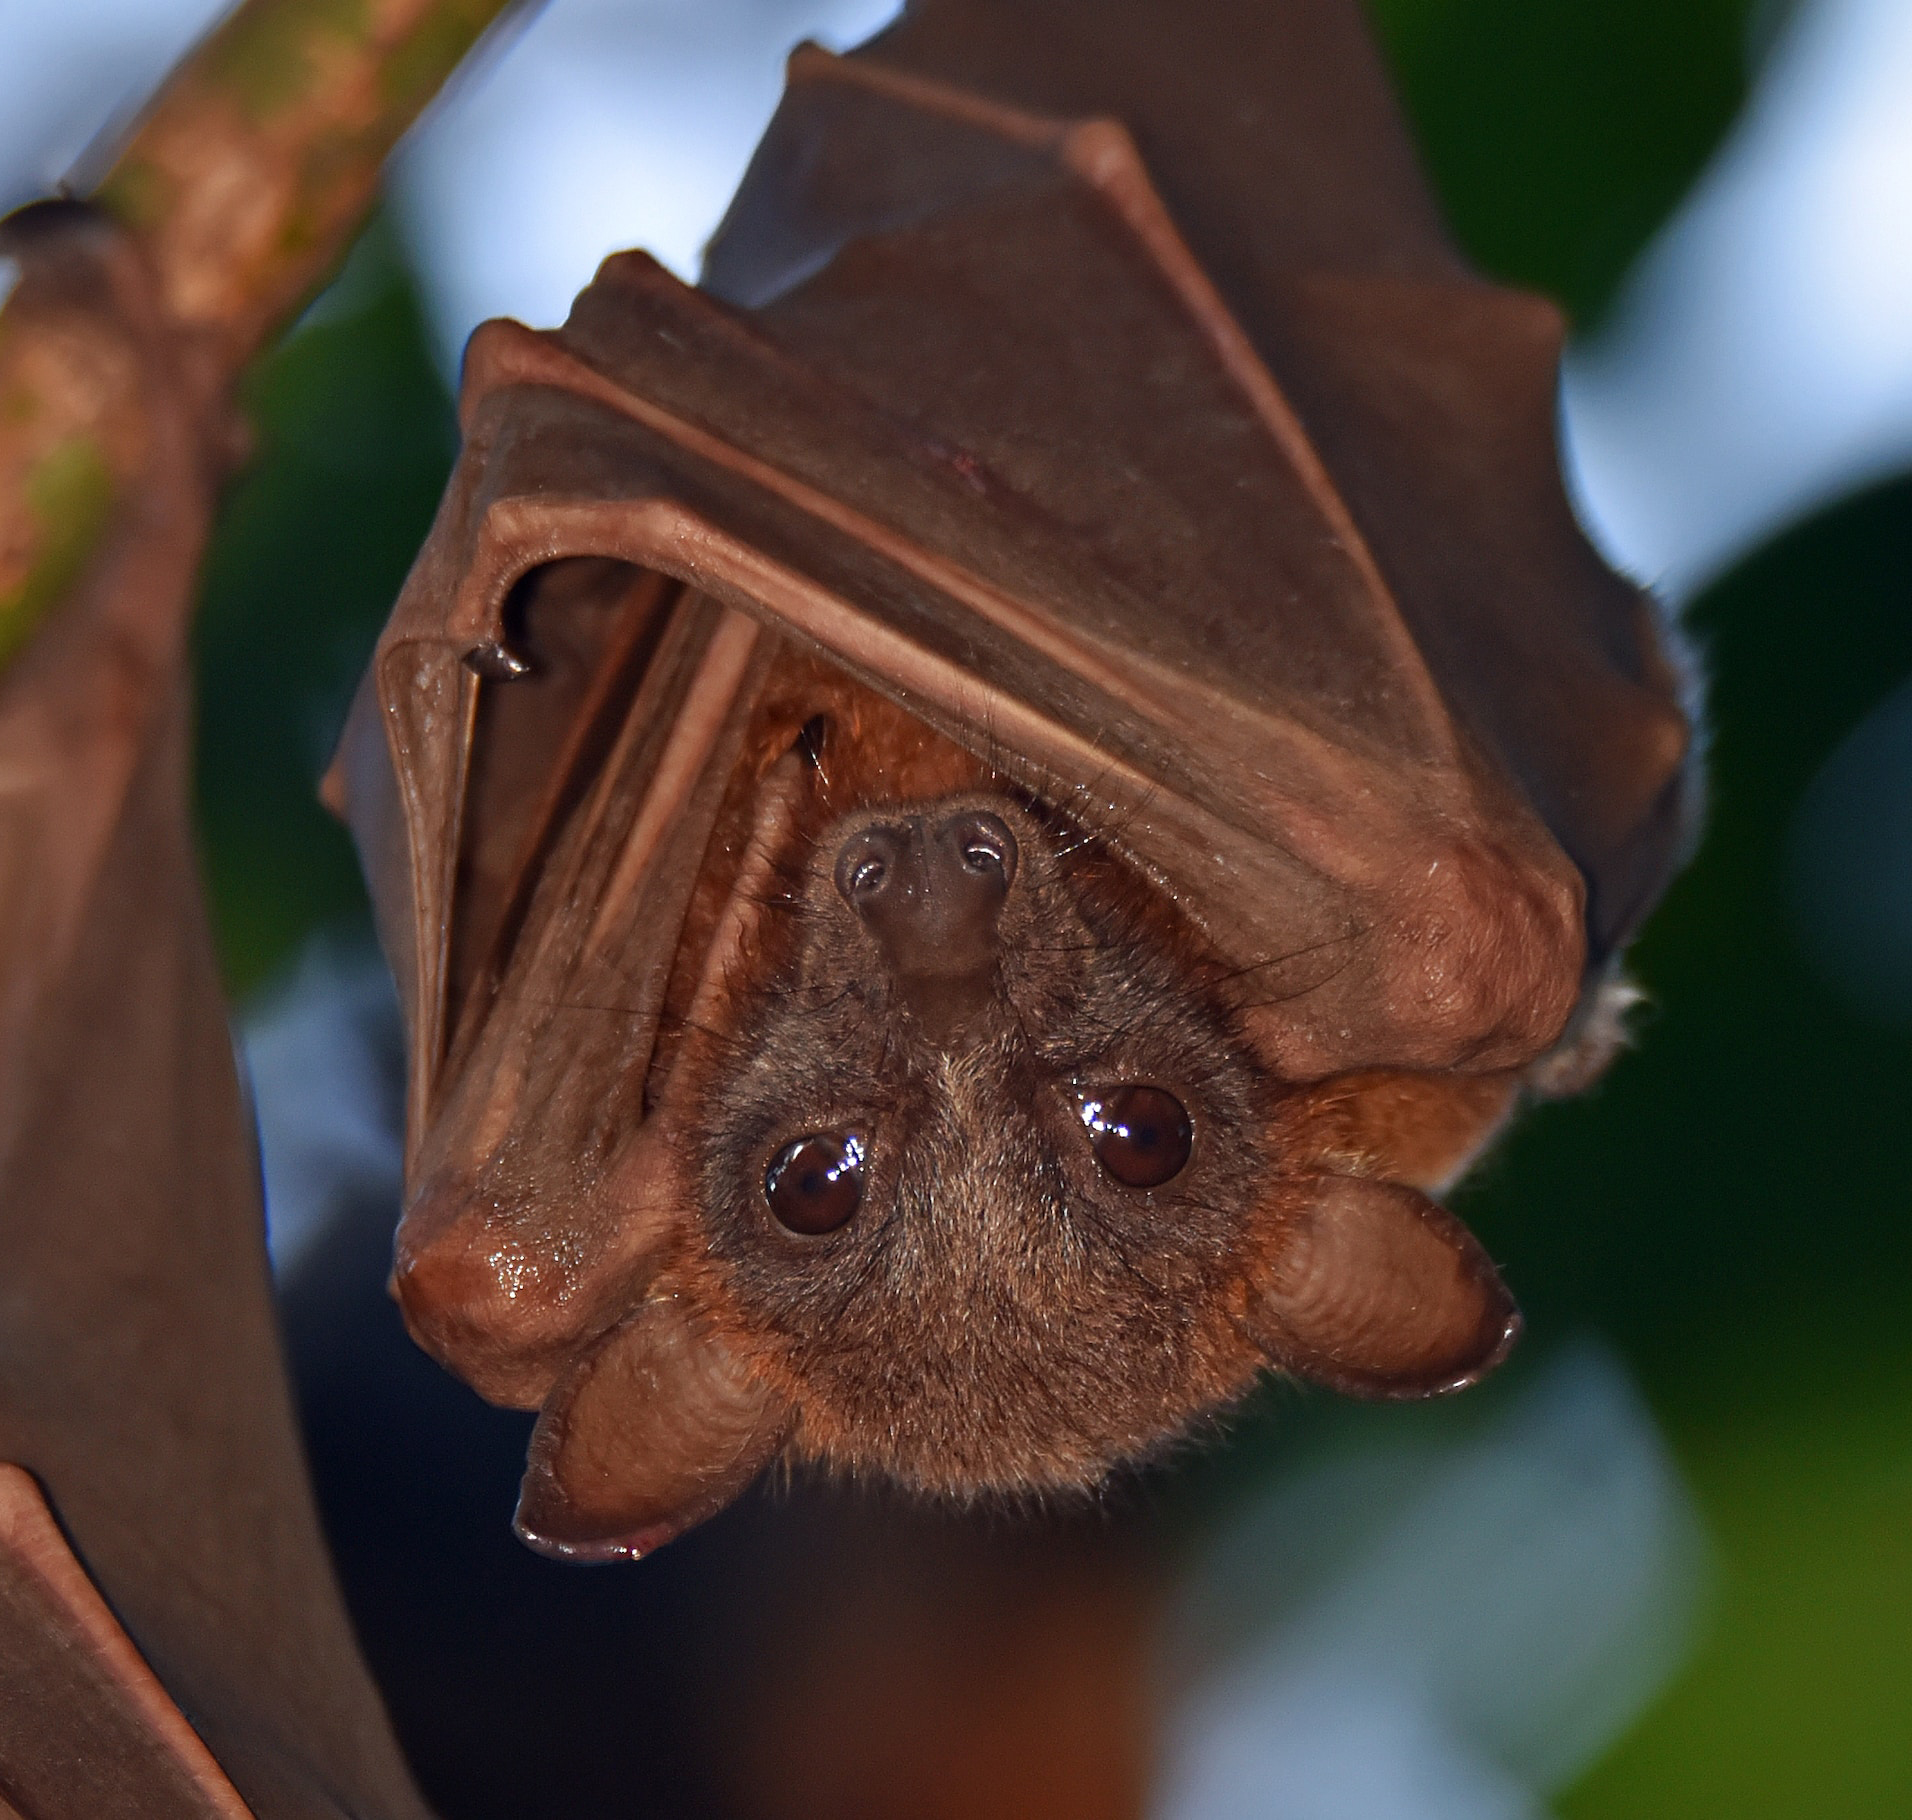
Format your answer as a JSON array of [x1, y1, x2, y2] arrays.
[[834, 809, 1018, 985]]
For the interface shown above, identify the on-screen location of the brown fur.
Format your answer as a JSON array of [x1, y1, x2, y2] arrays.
[[335, 0, 1691, 1560], [1273, 1068, 1519, 1196]]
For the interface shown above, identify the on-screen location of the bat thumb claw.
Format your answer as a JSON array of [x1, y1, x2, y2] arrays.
[[509, 1508, 681, 1564]]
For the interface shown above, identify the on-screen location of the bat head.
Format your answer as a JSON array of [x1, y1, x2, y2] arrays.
[[386, 650, 1521, 1561], [688, 782, 1275, 1496]]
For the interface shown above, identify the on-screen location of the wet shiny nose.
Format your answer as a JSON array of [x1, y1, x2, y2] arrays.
[[834, 809, 1018, 986]]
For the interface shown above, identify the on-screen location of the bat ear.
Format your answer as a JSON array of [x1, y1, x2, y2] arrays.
[[513, 1295, 793, 1561], [1250, 1175, 1520, 1397]]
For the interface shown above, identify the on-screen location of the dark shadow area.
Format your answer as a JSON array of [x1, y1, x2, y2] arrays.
[[281, 1166, 1162, 1820]]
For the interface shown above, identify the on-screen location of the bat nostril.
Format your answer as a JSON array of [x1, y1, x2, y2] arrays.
[[834, 826, 906, 907], [941, 810, 1018, 890], [830, 806, 1020, 1031], [833, 811, 1017, 946]]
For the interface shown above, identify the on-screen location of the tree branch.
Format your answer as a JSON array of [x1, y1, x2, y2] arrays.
[[0, 0, 522, 671]]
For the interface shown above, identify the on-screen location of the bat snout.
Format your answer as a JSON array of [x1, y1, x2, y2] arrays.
[[833, 810, 1018, 1022]]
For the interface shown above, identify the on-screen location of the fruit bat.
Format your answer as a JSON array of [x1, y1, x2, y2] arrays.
[[331, 0, 1696, 1562]]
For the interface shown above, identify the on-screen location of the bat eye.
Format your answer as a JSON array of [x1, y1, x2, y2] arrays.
[[765, 1132, 866, 1234], [1078, 1086, 1192, 1188]]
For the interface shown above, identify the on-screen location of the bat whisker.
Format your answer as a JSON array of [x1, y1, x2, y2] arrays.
[[487, 992, 649, 1018], [1232, 949, 1361, 1009]]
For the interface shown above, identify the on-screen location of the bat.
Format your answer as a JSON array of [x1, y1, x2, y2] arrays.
[[331, 0, 1695, 1563]]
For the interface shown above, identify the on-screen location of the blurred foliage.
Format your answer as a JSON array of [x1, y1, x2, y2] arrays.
[[1462, 474, 1912, 1364], [193, 218, 456, 994], [1175, 441, 1912, 1820], [1366, 0, 1770, 323], [1522, 475, 1912, 1817], [1566, 1339, 1912, 1817]]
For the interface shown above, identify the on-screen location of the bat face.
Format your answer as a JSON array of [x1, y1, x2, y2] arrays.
[[684, 707, 1276, 1496]]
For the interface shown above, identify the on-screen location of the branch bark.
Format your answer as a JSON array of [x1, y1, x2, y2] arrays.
[[0, 8, 526, 1811], [0, 0, 521, 671]]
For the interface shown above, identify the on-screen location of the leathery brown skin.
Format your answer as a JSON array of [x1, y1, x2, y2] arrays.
[[395, 654, 1522, 1561]]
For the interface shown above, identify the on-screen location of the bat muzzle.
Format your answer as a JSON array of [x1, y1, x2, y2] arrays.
[[833, 808, 1018, 1040]]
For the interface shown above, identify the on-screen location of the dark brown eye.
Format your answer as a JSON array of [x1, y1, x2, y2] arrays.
[[1078, 1086, 1192, 1188], [765, 1133, 866, 1234]]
